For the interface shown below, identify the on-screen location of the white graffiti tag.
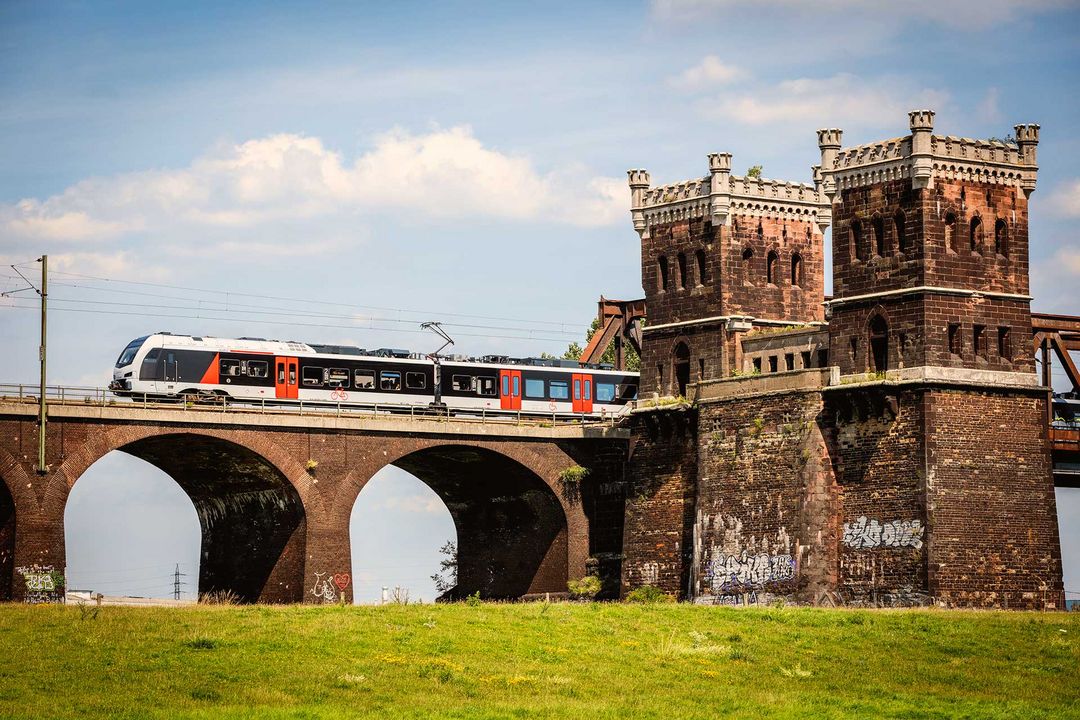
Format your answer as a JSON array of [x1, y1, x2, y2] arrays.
[[310, 572, 338, 603], [842, 516, 924, 550], [706, 552, 795, 593]]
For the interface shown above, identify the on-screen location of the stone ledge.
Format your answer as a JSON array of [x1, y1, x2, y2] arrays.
[[827, 366, 1044, 393], [696, 368, 837, 403], [0, 402, 630, 440]]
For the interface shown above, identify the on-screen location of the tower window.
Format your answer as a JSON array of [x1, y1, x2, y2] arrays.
[[677, 253, 687, 289], [849, 337, 858, 363], [791, 253, 803, 287], [767, 251, 779, 285], [698, 357, 705, 380], [998, 327, 1011, 360], [994, 219, 1008, 257], [948, 323, 962, 357], [658, 256, 669, 292], [752, 357, 762, 373], [970, 216, 982, 253], [785, 353, 795, 371], [695, 249, 707, 286], [851, 220, 864, 261], [872, 215, 886, 257], [801, 350, 811, 368], [973, 325, 987, 359], [944, 212, 958, 253], [869, 315, 889, 372], [895, 210, 908, 253], [817, 348, 829, 368], [768, 355, 778, 373], [742, 247, 754, 285]]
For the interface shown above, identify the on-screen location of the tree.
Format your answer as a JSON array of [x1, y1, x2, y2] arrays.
[[431, 540, 457, 595], [746, 165, 763, 179]]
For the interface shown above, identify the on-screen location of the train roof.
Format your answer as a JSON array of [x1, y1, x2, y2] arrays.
[[140, 332, 632, 373]]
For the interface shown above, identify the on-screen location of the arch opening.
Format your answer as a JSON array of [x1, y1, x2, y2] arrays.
[[67, 434, 306, 603], [364, 445, 570, 600], [349, 465, 456, 604]]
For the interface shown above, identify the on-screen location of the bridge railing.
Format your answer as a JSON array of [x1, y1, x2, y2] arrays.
[[0, 383, 627, 429]]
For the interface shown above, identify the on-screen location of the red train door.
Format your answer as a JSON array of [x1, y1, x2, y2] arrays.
[[572, 373, 593, 414], [500, 369, 521, 410], [276, 356, 299, 399]]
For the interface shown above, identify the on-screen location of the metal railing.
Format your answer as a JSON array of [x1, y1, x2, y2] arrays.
[[0, 383, 628, 429]]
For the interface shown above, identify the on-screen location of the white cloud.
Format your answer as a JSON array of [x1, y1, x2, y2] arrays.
[[703, 73, 949, 129], [669, 56, 743, 90], [977, 87, 1002, 124], [0, 127, 627, 245], [652, 0, 1069, 29], [1031, 243, 1080, 314], [380, 495, 447, 515], [1047, 179, 1080, 218]]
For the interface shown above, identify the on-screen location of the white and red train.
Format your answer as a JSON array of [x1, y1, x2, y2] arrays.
[[109, 332, 639, 416]]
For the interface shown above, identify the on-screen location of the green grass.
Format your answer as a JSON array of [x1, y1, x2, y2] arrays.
[[0, 603, 1077, 719]]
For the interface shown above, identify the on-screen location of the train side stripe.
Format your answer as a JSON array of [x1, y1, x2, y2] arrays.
[[200, 353, 220, 385]]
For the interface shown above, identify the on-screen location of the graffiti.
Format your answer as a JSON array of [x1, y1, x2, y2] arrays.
[[310, 572, 339, 603], [15, 565, 65, 604], [715, 591, 758, 606], [842, 516, 924, 550], [333, 573, 351, 592], [705, 551, 795, 594], [639, 562, 659, 586]]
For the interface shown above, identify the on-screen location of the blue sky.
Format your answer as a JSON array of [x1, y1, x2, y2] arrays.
[[2, 0, 1079, 602]]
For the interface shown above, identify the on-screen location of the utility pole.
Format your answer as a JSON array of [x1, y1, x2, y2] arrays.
[[173, 564, 187, 601], [38, 255, 47, 475], [421, 322, 454, 410]]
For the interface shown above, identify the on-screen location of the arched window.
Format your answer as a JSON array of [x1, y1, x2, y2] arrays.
[[695, 249, 707, 286], [742, 247, 754, 284], [944, 212, 957, 253], [851, 219, 864, 261], [673, 342, 691, 397], [894, 210, 908, 253], [657, 256, 668, 292], [767, 250, 779, 285], [677, 253, 687, 289], [791, 253, 803, 287], [872, 214, 885, 257], [970, 216, 982, 253], [995, 219, 1008, 257], [869, 315, 889, 373]]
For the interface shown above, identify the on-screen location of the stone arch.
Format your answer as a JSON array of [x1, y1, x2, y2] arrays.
[[868, 311, 890, 373], [766, 250, 779, 285], [871, 213, 886, 257], [970, 213, 983, 253], [47, 426, 319, 603], [335, 439, 588, 600], [994, 218, 1009, 257], [672, 341, 692, 397]]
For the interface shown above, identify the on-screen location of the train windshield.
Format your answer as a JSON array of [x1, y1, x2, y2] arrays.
[[115, 337, 148, 367]]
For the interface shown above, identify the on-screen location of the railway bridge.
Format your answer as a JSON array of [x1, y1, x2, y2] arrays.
[[0, 395, 629, 603]]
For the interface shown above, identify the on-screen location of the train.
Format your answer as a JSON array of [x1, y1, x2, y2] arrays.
[[109, 332, 640, 416]]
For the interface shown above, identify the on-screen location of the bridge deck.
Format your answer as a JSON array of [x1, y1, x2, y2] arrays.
[[0, 396, 629, 440]]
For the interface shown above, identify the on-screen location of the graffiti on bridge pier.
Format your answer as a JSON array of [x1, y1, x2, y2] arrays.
[[704, 551, 795, 594], [842, 516, 924, 550], [15, 565, 65, 604]]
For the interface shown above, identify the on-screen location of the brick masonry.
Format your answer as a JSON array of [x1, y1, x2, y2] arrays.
[[0, 413, 627, 603]]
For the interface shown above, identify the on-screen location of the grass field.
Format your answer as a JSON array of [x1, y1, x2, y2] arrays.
[[0, 602, 1077, 719]]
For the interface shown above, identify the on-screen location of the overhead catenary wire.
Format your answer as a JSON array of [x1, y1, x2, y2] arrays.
[[11, 265, 585, 330]]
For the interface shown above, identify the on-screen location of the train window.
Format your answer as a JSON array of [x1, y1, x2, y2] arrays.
[[513, 376, 520, 396], [549, 380, 569, 400], [452, 375, 475, 392], [525, 378, 545, 398], [477, 377, 496, 396], [221, 359, 242, 377], [502, 375, 510, 395], [583, 380, 591, 401], [248, 361, 269, 378], [617, 383, 637, 400], [406, 372, 426, 390], [278, 363, 285, 383], [327, 368, 349, 387], [354, 370, 376, 389], [380, 371, 401, 391], [596, 383, 616, 402], [302, 367, 323, 386]]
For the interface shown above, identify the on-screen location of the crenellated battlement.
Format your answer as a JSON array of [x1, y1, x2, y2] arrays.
[[628, 155, 829, 238], [818, 110, 1040, 197]]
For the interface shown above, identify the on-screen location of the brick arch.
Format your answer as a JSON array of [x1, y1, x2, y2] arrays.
[[0, 444, 39, 513], [42, 425, 325, 522], [336, 438, 588, 599], [45, 426, 324, 603]]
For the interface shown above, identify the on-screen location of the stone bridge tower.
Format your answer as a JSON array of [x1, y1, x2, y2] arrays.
[[818, 111, 1062, 608]]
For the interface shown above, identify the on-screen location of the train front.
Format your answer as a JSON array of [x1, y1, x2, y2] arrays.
[[109, 335, 150, 396]]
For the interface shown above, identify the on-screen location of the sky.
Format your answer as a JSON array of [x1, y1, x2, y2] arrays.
[[2, 0, 1079, 603]]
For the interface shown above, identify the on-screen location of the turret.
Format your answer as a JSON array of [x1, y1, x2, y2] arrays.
[[627, 169, 651, 237], [816, 129, 843, 199], [908, 109, 935, 189], [707, 152, 732, 225]]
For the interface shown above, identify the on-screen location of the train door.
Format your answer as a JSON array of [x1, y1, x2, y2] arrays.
[[572, 373, 593, 414], [500, 369, 521, 411], [275, 356, 299, 399]]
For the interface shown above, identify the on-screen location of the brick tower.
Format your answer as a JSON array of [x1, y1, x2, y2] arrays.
[[628, 154, 830, 399], [818, 111, 1064, 608]]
